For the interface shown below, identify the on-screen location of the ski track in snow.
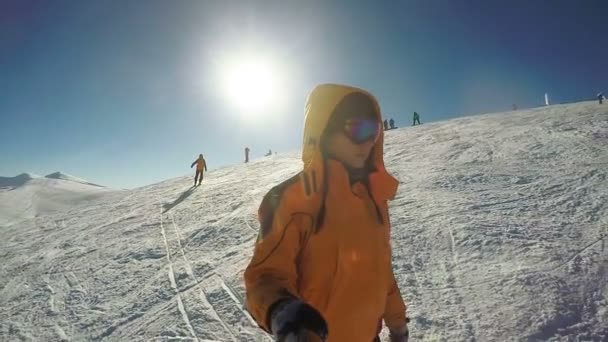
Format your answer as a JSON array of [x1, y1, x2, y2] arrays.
[[154, 186, 268, 342], [167, 210, 237, 342], [2, 101, 607, 341], [158, 202, 200, 342]]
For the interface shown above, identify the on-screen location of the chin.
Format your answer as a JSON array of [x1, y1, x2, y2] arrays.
[[353, 161, 366, 169]]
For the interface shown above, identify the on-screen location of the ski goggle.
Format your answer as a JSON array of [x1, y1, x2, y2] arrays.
[[343, 118, 381, 144]]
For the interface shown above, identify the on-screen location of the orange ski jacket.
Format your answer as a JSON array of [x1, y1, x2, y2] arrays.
[[191, 157, 207, 171], [244, 84, 407, 342]]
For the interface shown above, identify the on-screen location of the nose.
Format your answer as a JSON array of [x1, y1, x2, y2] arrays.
[[359, 140, 374, 150]]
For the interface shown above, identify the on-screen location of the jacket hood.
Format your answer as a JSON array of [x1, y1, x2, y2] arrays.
[[301, 84, 398, 201]]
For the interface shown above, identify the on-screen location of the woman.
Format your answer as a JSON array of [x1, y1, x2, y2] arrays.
[[244, 84, 409, 342]]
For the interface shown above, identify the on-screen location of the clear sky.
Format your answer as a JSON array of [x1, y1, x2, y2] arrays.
[[1, 0, 606, 189]]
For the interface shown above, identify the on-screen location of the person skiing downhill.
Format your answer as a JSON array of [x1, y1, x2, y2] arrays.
[[244, 84, 409, 342], [190, 154, 207, 186]]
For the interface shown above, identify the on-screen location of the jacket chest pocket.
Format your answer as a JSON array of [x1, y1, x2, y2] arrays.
[[336, 219, 388, 281]]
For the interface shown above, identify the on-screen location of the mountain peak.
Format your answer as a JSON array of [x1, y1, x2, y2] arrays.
[[44, 172, 102, 187], [0, 173, 40, 188], [16, 173, 40, 180]]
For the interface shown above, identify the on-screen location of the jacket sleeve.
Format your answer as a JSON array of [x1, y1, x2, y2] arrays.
[[383, 269, 408, 331], [204, 159, 207, 171], [190, 160, 196, 168], [244, 209, 313, 331]]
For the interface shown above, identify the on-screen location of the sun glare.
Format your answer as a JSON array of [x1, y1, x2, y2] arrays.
[[222, 57, 279, 113]]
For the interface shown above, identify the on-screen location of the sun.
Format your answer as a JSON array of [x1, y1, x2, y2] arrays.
[[221, 57, 279, 113]]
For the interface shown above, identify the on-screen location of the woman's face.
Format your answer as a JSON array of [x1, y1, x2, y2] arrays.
[[325, 131, 375, 169]]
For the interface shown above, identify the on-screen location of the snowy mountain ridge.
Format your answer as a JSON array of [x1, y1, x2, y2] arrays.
[[0, 172, 113, 227], [0, 171, 103, 189], [44, 172, 104, 188]]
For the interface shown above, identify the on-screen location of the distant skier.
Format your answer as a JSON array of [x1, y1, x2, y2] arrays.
[[413, 111, 421, 126], [264, 149, 272, 157], [190, 154, 207, 186], [244, 84, 409, 342], [389, 118, 396, 129], [383, 119, 389, 131], [245, 147, 250, 163], [599, 92, 604, 104]]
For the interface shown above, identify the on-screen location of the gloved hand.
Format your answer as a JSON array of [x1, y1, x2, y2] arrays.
[[269, 299, 328, 341], [388, 325, 409, 342]]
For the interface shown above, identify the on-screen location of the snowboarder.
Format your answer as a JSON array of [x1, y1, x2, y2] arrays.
[[413, 112, 421, 126], [245, 147, 250, 163], [190, 154, 207, 186], [265, 149, 273, 157], [389, 118, 396, 129], [599, 92, 604, 104], [383, 119, 389, 131], [244, 84, 409, 342]]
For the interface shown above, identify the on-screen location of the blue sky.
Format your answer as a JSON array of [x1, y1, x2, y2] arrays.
[[1, 0, 606, 188]]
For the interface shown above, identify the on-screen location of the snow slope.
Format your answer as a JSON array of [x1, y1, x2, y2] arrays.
[[1, 101, 607, 341], [0, 173, 114, 227]]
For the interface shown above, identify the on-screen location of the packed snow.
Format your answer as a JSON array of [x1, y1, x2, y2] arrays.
[[1, 101, 607, 341]]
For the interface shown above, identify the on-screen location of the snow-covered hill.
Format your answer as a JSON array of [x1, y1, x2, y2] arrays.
[[0, 172, 113, 227], [1, 101, 607, 341]]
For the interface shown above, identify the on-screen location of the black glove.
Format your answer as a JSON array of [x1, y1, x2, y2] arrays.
[[373, 326, 409, 342], [388, 326, 409, 342], [269, 299, 328, 341]]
